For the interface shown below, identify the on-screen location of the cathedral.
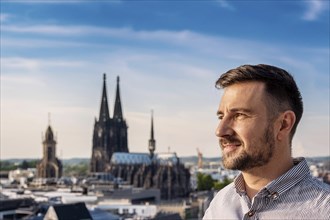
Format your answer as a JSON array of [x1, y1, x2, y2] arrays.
[[90, 74, 129, 173], [109, 113, 191, 199], [90, 74, 191, 199], [37, 124, 63, 179]]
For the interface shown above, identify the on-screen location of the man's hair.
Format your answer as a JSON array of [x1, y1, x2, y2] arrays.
[[216, 64, 303, 140]]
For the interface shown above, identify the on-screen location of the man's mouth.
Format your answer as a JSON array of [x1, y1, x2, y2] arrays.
[[220, 138, 242, 154], [222, 143, 241, 154]]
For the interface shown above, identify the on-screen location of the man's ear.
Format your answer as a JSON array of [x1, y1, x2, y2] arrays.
[[277, 111, 296, 141]]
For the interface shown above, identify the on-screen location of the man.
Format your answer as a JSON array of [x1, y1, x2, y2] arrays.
[[203, 64, 330, 219]]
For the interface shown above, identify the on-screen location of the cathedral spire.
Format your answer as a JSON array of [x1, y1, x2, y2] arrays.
[[150, 110, 154, 140], [148, 110, 156, 157], [99, 73, 110, 122], [113, 76, 123, 120]]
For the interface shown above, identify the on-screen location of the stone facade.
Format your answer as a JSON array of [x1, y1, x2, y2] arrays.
[[109, 161, 191, 199], [90, 74, 128, 173], [37, 125, 62, 179]]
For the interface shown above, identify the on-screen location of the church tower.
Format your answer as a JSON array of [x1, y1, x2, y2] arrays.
[[112, 76, 129, 153], [37, 121, 62, 178], [148, 110, 156, 158], [90, 74, 129, 173]]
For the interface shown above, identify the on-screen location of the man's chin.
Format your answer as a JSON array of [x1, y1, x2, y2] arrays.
[[222, 155, 238, 170], [222, 149, 240, 159], [222, 153, 248, 170]]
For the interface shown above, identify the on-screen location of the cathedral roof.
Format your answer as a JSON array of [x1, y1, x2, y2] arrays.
[[111, 153, 151, 165], [156, 152, 179, 165], [110, 152, 180, 166]]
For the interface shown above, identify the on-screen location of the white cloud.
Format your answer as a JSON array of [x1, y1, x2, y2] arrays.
[[3, 38, 88, 48], [2, 24, 87, 35], [0, 13, 12, 22], [216, 0, 235, 11], [5, 0, 92, 4], [2, 57, 85, 72], [302, 0, 328, 21], [2, 57, 40, 72], [1, 75, 45, 86], [2, 24, 198, 43], [1, 23, 289, 66]]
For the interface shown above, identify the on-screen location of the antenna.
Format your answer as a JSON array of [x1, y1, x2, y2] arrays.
[[48, 112, 51, 126]]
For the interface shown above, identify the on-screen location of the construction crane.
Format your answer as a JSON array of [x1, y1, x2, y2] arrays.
[[196, 148, 203, 169]]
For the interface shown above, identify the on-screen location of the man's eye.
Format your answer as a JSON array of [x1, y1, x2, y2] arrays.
[[218, 115, 223, 120], [235, 113, 246, 119]]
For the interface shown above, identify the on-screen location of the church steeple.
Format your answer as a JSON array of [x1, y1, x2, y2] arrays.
[[148, 110, 156, 158], [91, 74, 129, 173], [113, 76, 123, 120], [99, 73, 110, 122], [37, 118, 62, 179]]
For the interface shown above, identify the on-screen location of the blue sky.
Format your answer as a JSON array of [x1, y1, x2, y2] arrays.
[[1, 0, 329, 159]]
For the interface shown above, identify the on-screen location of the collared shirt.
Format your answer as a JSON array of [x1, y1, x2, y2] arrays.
[[203, 157, 330, 220]]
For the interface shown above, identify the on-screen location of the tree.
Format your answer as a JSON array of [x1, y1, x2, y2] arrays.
[[213, 178, 232, 190], [19, 160, 39, 169], [0, 161, 18, 171], [20, 160, 29, 169], [197, 173, 214, 191], [64, 162, 89, 177]]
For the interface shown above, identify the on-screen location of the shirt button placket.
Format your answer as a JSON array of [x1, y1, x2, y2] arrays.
[[271, 192, 279, 200], [248, 210, 255, 217]]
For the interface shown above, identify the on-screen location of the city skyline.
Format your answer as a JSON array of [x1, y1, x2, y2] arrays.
[[1, 0, 329, 159]]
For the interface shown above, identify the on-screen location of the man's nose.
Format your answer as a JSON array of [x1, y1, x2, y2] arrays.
[[216, 118, 234, 137]]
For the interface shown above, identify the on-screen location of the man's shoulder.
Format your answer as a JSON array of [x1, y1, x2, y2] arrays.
[[286, 175, 330, 212], [266, 176, 330, 219], [303, 175, 330, 193]]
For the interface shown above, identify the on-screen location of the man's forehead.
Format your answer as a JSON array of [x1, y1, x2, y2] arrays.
[[225, 81, 265, 91], [219, 82, 267, 110], [222, 82, 265, 98]]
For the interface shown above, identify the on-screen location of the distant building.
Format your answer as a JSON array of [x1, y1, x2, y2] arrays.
[[90, 74, 129, 173], [8, 168, 36, 185], [37, 124, 62, 179], [0, 197, 36, 219], [109, 113, 191, 199], [44, 202, 92, 220], [89, 74, 190, 199]]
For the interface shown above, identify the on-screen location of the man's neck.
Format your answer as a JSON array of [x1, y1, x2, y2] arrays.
[[242, 156, 294, 200]]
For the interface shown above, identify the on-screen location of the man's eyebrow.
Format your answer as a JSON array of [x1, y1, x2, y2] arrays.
[[230, 108, 253, 113], [216, 108, 253, 116], [216, 110, 223, 116]]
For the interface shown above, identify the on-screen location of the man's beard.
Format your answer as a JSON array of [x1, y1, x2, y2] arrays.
[[221, 126, 274, 171]]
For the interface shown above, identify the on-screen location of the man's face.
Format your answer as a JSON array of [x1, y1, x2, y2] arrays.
[[216, 81, 276, 171]]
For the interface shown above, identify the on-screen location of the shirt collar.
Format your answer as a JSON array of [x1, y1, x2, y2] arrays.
[[264, 157, 310, 196], [233, 157, 310, 197], [234, 173, 246, 196]]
